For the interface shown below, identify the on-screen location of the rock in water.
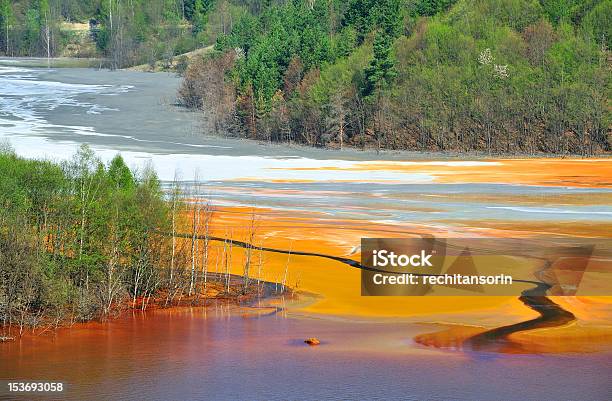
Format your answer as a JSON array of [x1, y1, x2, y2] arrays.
[[304, 337, 320, 346]]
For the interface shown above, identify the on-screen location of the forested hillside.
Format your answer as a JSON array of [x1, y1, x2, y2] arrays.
[[178, 0, 611, 155], [1, 1, 609, 154], [0, 0, 243, 67]]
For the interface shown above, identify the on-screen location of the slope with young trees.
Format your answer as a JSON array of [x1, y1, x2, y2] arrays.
[[0, 144, 272, 333], [0, 0, 246, 68], [179, 0, 610, 155], [0, 144, 172, 328]]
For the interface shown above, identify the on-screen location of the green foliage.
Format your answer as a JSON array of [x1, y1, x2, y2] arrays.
[[332, 27, 358, 58], [362, 32, 397, 97], [108, 155, 136, 190], [24, 8, 41, 52], [192, 0, 214, 34], [309, 44, 372, 104], [2, 0, 230, 64], [344, 0, 378, 41], [539, 0, 580, 25], [412, 0, 457, 16], [345, 0, 404, 41], [581, 0, 612, 48], [0, 147, 172, 325], [192, 0, 609, 153], [422, 21, 473, 64], [217, 1, 337, 111], [38, 0, 50, 21], [0, 0, 14, 28]]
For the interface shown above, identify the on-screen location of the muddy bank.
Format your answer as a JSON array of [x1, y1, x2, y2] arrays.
[[0, 273, 284, 339], [6, 59, 609, 162]]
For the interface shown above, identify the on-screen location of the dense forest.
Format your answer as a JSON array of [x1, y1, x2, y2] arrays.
[[0, 0, 244, 67], [0, 0, 610, 153], [177, 0, 611, 154], [0, 144, 265, 333]]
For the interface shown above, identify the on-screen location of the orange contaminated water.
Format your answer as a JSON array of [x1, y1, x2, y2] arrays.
[[173, 157, 612, 353], [1, 159, 612, 401], [275, 158, 612, 187]]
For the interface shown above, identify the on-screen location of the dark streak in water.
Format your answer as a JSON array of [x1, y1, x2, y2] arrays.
[[465, 287, 576, 352], [167, 231, 576, 351]]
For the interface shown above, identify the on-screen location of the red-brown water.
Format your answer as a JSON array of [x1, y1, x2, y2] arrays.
[[1, 305, 611, 400]]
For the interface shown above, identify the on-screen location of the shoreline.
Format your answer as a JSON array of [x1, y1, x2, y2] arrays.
[[1, 58, 609, 161], [1, 59, 611, 356], [196, 131, 612, 160], [0, 272, 290, 340], [4, 290, 611, 356], [6, 224, 608, 356]]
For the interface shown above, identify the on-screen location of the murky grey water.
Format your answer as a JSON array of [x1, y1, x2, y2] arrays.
[[1, 59, 610, 227]]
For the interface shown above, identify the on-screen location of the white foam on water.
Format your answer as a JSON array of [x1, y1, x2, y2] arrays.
[[2, 60, 612, 233], [487, 206, 612, 216], [0, 66, 33, 75], [361, 160, 502, 167], [57, 129, 232, 149], [2, 132, 433, 183], [0, 65, 436, 184]]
